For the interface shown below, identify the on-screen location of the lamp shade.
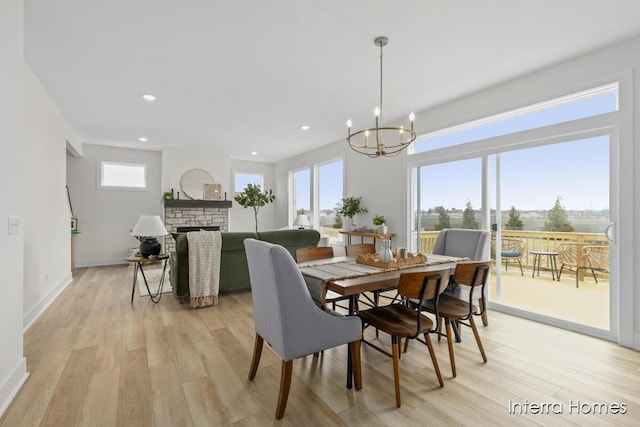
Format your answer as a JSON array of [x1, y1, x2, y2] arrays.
[[131, 215, 168, 237], [293, 214, 310, 229]]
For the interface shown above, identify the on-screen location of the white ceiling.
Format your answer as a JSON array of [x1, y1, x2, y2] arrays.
[[24, 0, 640, 163]]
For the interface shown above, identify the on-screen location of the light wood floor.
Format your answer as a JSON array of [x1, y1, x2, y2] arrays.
[[1, 265, 638, 426]]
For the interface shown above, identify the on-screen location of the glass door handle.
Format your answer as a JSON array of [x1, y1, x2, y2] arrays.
[[605, 223, 615, 243]]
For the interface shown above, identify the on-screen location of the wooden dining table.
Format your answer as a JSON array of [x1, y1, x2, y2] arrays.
[[298, 253, 468, 388]]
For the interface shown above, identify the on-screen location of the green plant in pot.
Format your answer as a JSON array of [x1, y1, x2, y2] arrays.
[[372, 214, 387, 234], [234, 183, 276, 233], [336, 196, 368, 230]]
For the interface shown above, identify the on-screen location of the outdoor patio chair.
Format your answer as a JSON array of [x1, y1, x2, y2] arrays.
[[492, 237, 525, 276], [557, 243, 609, 288], [245, 239, 362, 419]]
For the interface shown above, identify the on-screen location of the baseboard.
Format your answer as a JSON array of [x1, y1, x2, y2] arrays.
[[75, 257, 128, 268], [23, 273, 73, 332], [0, 357, 29, 418]]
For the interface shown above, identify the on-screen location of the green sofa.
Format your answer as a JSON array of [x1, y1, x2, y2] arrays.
[[169, 229, 320, 297]]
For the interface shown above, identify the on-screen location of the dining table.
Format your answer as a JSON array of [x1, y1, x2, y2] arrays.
[[298, 253, 468, 389]]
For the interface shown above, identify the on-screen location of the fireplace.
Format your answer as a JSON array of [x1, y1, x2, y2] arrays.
[[164, 199, 232, 253]]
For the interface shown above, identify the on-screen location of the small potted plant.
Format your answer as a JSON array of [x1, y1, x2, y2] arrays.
[[372, 214, 387, 234], [336, 196, 368, 230]]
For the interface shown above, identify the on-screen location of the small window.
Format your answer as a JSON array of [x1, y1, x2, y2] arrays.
[[234, 172, 263, 192], [99, 161, 147, 190]]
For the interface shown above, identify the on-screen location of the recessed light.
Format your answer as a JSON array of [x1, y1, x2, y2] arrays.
[[251, 151, 258, 156], [300, 125, 311, 131], [141, 94, 156, 102], [138, 137, 148, 142]]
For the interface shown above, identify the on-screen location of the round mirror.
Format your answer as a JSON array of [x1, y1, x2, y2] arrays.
[[180, 168, 214, 200]]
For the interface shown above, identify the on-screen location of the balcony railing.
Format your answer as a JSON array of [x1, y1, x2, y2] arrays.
[[418, 230, 609, 281]]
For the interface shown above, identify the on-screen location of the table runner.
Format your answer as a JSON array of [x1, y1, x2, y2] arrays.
[[299, 253, 466, 283], [299, 254, 467, 307]]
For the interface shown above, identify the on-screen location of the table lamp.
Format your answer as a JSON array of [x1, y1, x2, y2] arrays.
[[293, 213, 310, 229], [131, 215, 168, 258]]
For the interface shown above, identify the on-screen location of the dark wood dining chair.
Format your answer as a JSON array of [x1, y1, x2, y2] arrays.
[[345, 244, 383, 310], [357, 269, 449, 407], [345, 243, 376, 257], [295, 246, 352, 311], [295, 246, 334, 263], [416, 260, 490, 378]]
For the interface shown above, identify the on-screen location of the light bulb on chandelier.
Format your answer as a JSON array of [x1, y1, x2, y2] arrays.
[[346, 36, 416, 158]]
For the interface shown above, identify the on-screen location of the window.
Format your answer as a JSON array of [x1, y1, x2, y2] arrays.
[[414, 83, 618, 153], [292, 169, 311, 221], [289, 158, 343, 242], [407, 79, 624, 340], [99, 161, 147, 190], [234, 172, 263, 192]]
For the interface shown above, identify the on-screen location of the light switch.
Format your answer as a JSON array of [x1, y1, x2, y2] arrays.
[[8, 216, 19, 235]]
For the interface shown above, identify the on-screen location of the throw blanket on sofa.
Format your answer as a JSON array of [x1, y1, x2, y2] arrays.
[[187, 230, 222, 308]]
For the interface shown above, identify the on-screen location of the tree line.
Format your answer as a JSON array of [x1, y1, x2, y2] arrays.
[[426, 196, 575, 232]]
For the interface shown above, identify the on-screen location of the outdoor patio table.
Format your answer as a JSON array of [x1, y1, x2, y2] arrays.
[[530, 250, 559, 280]]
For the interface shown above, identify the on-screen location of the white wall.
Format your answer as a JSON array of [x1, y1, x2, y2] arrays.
[[0, 0, 28, 416], [67, 145, 162, 266], [22, 66, 76, 329]]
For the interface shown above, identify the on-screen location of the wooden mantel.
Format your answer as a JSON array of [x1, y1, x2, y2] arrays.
[[164, 199, 232, 208]]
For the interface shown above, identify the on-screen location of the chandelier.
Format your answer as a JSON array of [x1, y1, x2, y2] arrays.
[[346, 36, 416, 158]]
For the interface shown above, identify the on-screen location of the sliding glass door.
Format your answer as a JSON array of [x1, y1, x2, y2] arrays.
[[489, 135, 614, 334]]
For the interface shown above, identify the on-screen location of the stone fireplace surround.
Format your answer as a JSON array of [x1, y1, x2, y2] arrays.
[[163, 199, 232, 253]]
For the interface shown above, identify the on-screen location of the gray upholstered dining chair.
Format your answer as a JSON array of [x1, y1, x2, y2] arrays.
[[244, 238, 363, 419], [432, 228, 491, 326]]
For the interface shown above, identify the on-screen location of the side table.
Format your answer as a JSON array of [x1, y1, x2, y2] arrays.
[[127, 254, 169, 304], [530, 251, 559, 281]]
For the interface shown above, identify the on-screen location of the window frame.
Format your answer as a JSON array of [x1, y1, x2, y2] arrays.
[[97, 160, 148, 191]]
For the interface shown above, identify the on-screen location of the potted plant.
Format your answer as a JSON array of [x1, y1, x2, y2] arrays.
[[336, 196, 368, 230], [372, 214, 387, 234], [234, 183, 276, 233]]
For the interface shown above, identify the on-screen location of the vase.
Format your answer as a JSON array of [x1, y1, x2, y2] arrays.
[[378, 239, 393, 262], [378, 224, 387, 234]]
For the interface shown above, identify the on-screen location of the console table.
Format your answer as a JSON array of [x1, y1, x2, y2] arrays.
[[339, 230, 397, 245]]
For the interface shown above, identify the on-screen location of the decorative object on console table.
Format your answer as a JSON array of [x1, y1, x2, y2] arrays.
[[131, 215, 168, 258], [372, 214, 387, 234], [293, 213, 310, 229], [336, 196, 367, 231]]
